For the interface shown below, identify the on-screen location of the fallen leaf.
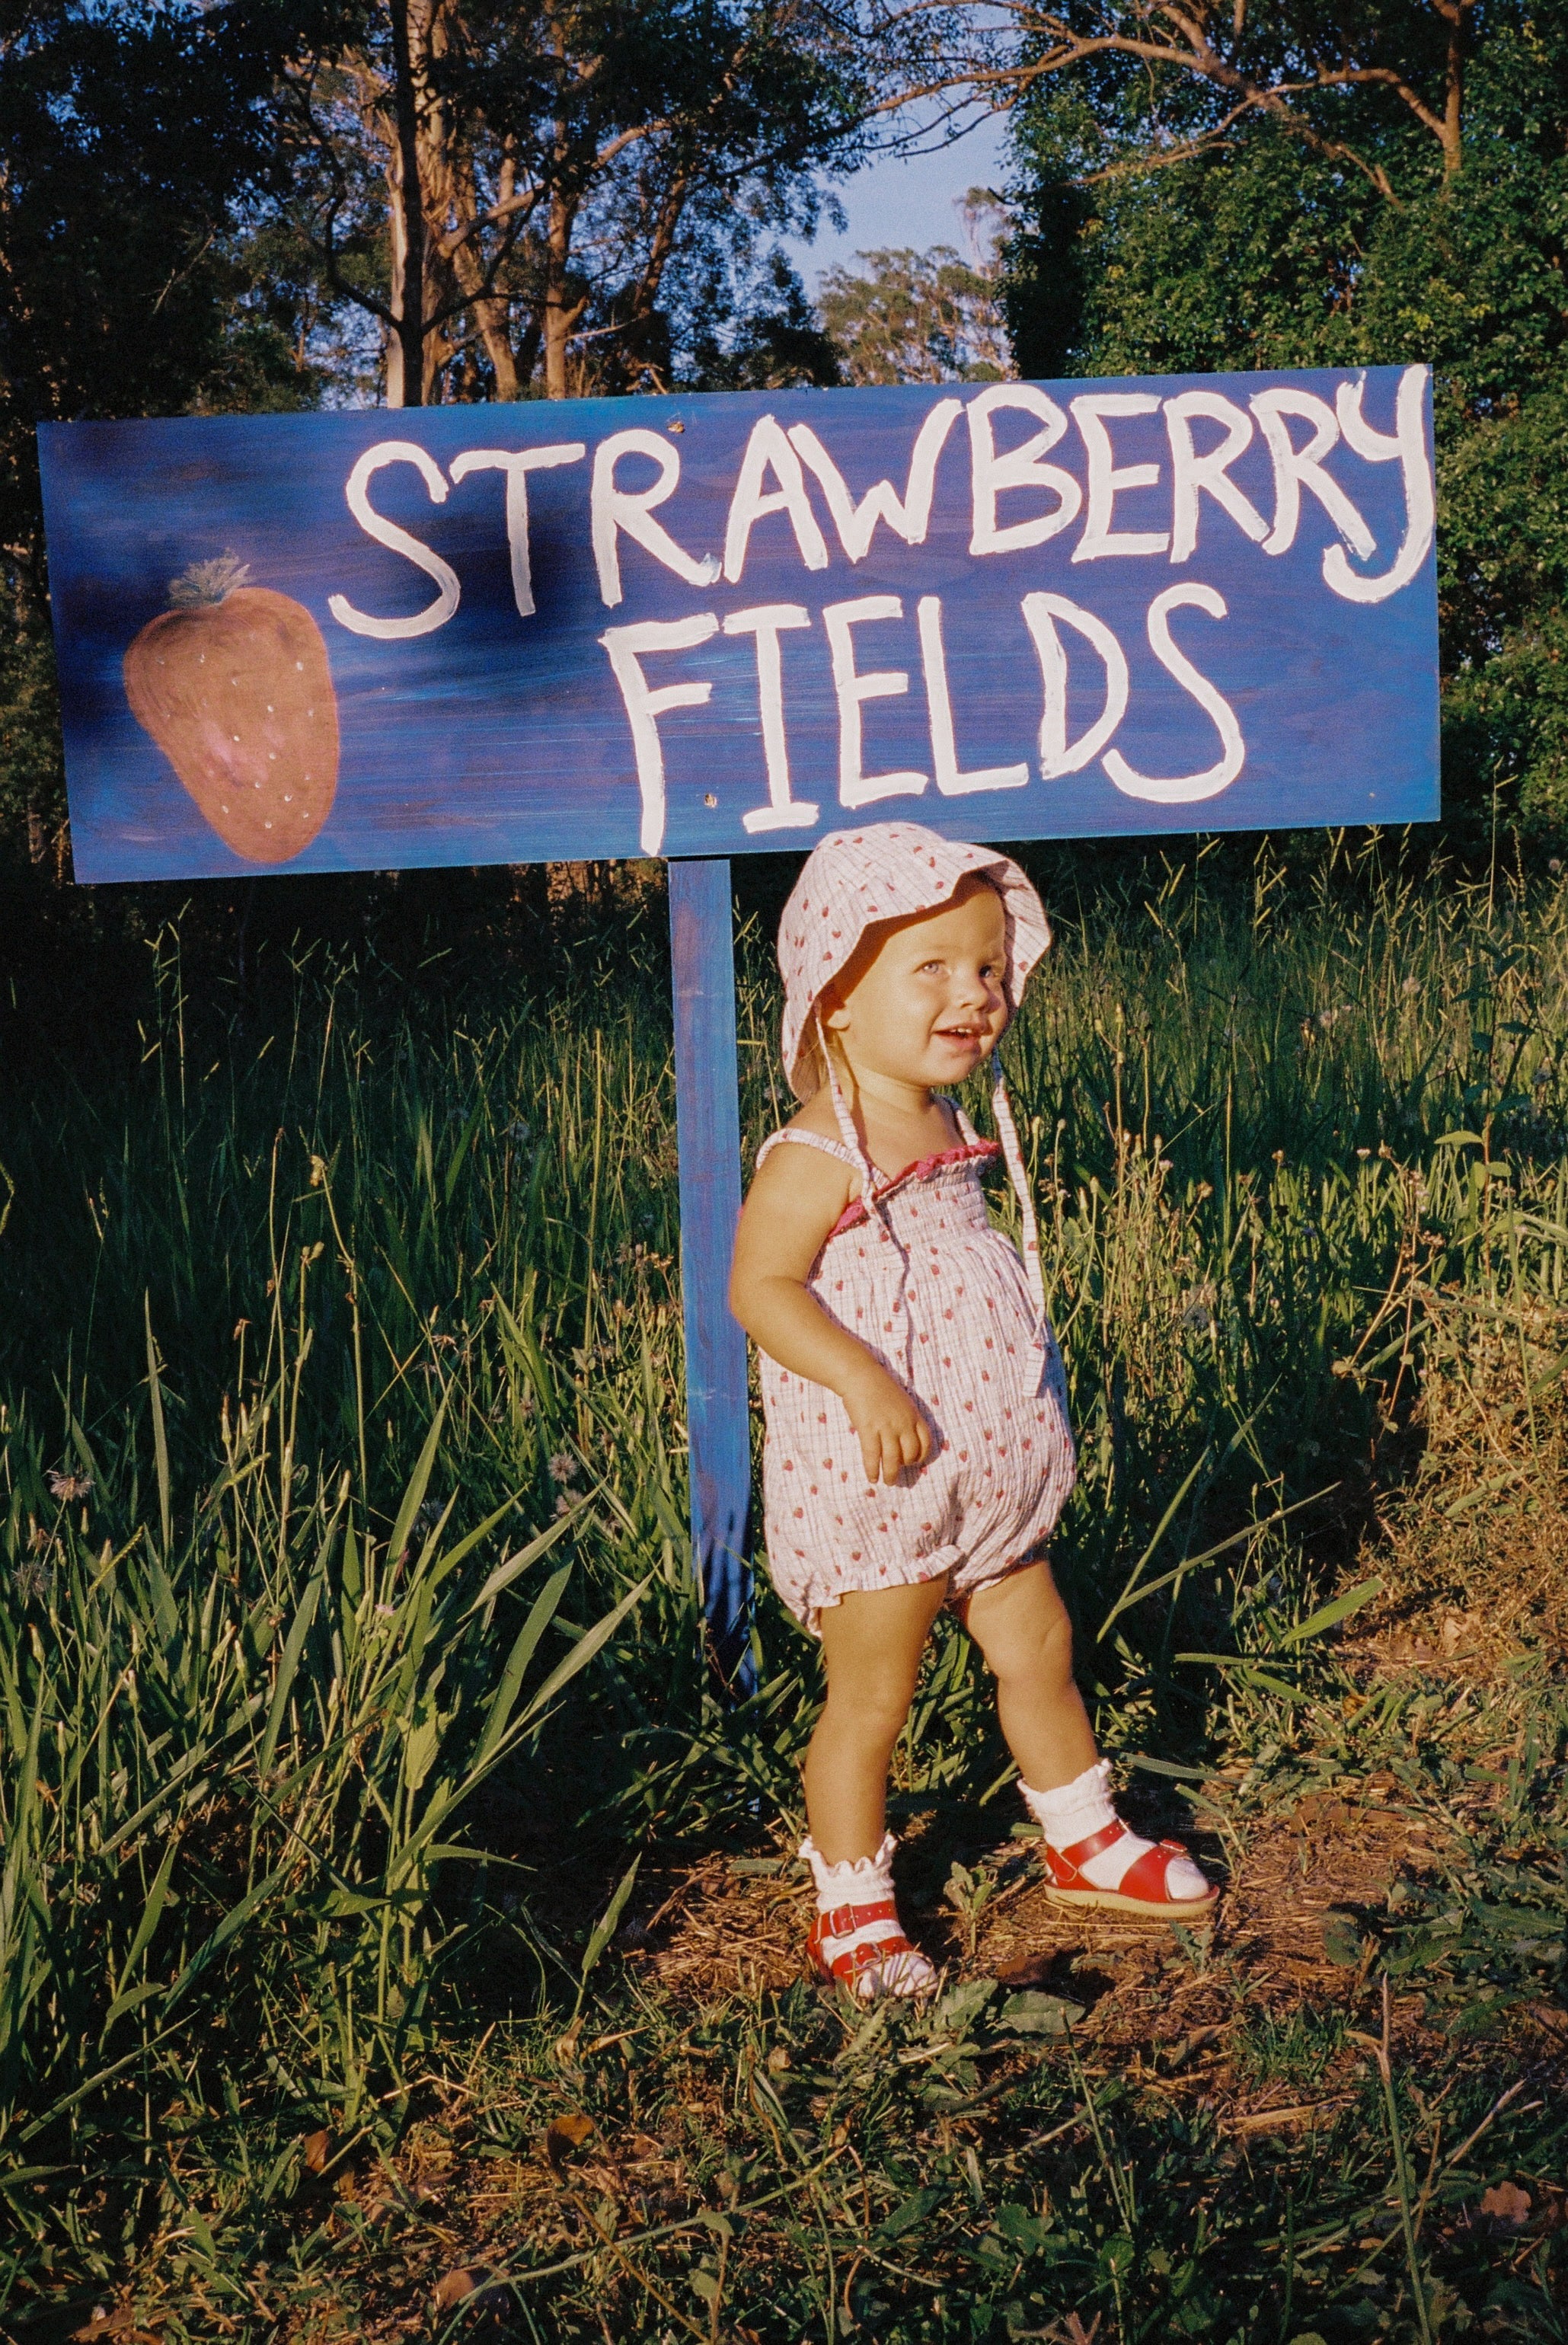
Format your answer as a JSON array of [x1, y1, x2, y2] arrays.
[[432, 2268, 477, 2307], [545, 2110, 595, 2169], [996, 1952, 1055, 1988], [1164, 2024, 1227, 2072], [1480, 2181, 1532, 2231], [301, 2129, 331, 2174], [68, 2311, 152, 2345], [1229, 2100, 1346, 2136], [1321, 1915, 1365, 1967], [999, 1989, 1084, 2036], [765, 2045, 791, 2072]]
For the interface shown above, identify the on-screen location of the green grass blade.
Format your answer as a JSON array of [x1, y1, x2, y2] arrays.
[[468, 1562, 573, 1773], [1277, 1574, 1384, 1647], [386, 1388, 451, 1569], [257, 1567, 324, 1781], [144, 1295, 172, 1560]]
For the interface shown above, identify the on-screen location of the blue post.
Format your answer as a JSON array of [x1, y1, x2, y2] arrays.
[[668, 857, 755, 1693]]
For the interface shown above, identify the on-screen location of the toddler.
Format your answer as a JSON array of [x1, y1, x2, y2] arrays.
[[730, 823, 1216, 1998]]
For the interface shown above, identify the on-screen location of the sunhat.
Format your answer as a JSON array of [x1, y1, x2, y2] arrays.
[[778, 822, 1052, 1104]]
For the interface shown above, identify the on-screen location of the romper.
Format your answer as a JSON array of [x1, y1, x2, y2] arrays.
[[755, 1110, 1077, 1633]]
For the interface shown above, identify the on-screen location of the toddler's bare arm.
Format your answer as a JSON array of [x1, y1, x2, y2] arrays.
[[730, 1146, 931, 1486]]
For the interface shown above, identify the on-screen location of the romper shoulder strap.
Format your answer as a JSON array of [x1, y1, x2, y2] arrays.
[[951, 1104, 983, 1149], [755, 1127, 863, 1173]]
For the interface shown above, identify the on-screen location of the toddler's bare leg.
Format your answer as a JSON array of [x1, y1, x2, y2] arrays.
[[961, 1561, 1097, 1791], [803, 1577, 949, 1862]]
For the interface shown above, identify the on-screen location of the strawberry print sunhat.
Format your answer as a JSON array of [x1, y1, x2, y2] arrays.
[[778, 823, 1051, 1104]]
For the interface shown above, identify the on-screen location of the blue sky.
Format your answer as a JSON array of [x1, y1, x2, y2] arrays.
[[783, 111, 1013, 293]]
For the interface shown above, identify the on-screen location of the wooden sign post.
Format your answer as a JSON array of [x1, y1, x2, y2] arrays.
[[37, 366, 1439, 1685], [669, 855, 752, 1684]]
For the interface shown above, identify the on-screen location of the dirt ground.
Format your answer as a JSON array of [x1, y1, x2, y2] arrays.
[[623, 1705, 1567, 2133]]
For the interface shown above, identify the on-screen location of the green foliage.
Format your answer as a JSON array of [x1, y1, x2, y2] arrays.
[[819, 195, 1011, 384], [0, 1364, 638, 2224], [0, 611, 65, 863], [269, 0, 876, 401], [678, 246, 845, 391], [1002, 8, 1568, 848], [0, 2, 322, 577]]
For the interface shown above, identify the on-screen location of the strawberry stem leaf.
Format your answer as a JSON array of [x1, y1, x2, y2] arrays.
[[168, 554, 252, 609]]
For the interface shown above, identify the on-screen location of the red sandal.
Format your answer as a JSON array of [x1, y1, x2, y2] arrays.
[[1041, 1820, 1218, 1920], [800, 1834, 938, 2000]]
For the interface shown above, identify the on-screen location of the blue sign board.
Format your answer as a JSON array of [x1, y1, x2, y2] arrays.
[[37, 366, 1440, 1688], [39, 366, 1437, 884]]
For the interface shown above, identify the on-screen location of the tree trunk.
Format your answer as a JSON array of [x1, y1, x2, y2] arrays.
[[386, 0, 427, 404], [1441, 3, 1464, 175], [543, 183, 579, 398], [448, 147, 522, 396]]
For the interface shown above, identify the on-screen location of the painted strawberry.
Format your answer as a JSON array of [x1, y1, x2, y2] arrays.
[[123, 554, 339, 863]]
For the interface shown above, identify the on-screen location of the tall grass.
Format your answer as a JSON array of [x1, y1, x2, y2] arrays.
[[2, 845, 1566, 2291]]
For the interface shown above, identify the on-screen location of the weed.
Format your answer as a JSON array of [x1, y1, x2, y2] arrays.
[[1233, 2006, 1349, 2091]]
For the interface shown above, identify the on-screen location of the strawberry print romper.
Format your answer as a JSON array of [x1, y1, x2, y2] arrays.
[[756, 1108, 1077, 1633]]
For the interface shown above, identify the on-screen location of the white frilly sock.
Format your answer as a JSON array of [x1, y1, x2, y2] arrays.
[[800, 1832, 937, 1998], [802, 1829, 899, 1906], [1020, 1761, 1209, 1902]]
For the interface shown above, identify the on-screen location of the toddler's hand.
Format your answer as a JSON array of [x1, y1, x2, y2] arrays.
[[844, 1365, 931, 1486]]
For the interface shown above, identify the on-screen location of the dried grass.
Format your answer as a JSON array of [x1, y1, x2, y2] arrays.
[[1371, 1286, 1568, 1653]]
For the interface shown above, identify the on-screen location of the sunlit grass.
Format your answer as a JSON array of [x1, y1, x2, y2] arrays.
[[0, 846, 1565, 2327]]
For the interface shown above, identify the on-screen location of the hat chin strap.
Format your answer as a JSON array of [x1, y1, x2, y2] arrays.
[[816, 1009, 885, 1229], [817, 1012, 914, 1374], [988, 1049, 1046, 1322]]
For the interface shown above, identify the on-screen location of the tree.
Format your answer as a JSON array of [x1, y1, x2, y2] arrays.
[[1000, 5, 1568, 841], [818, 189, 1010, 381], [679, 245, 845, 389], [0, 1, 320, 860], [273, 0, 883, 402], [899, 0, 1496, 196], [0, 0, 930, 869]]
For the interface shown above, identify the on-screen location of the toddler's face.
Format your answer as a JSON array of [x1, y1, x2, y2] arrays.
[[824, 877, 1011, 1090]]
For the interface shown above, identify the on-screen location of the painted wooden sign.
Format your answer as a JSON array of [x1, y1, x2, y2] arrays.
[[39, 366, 1436, 884], [36, 366, 1439, 1689]]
